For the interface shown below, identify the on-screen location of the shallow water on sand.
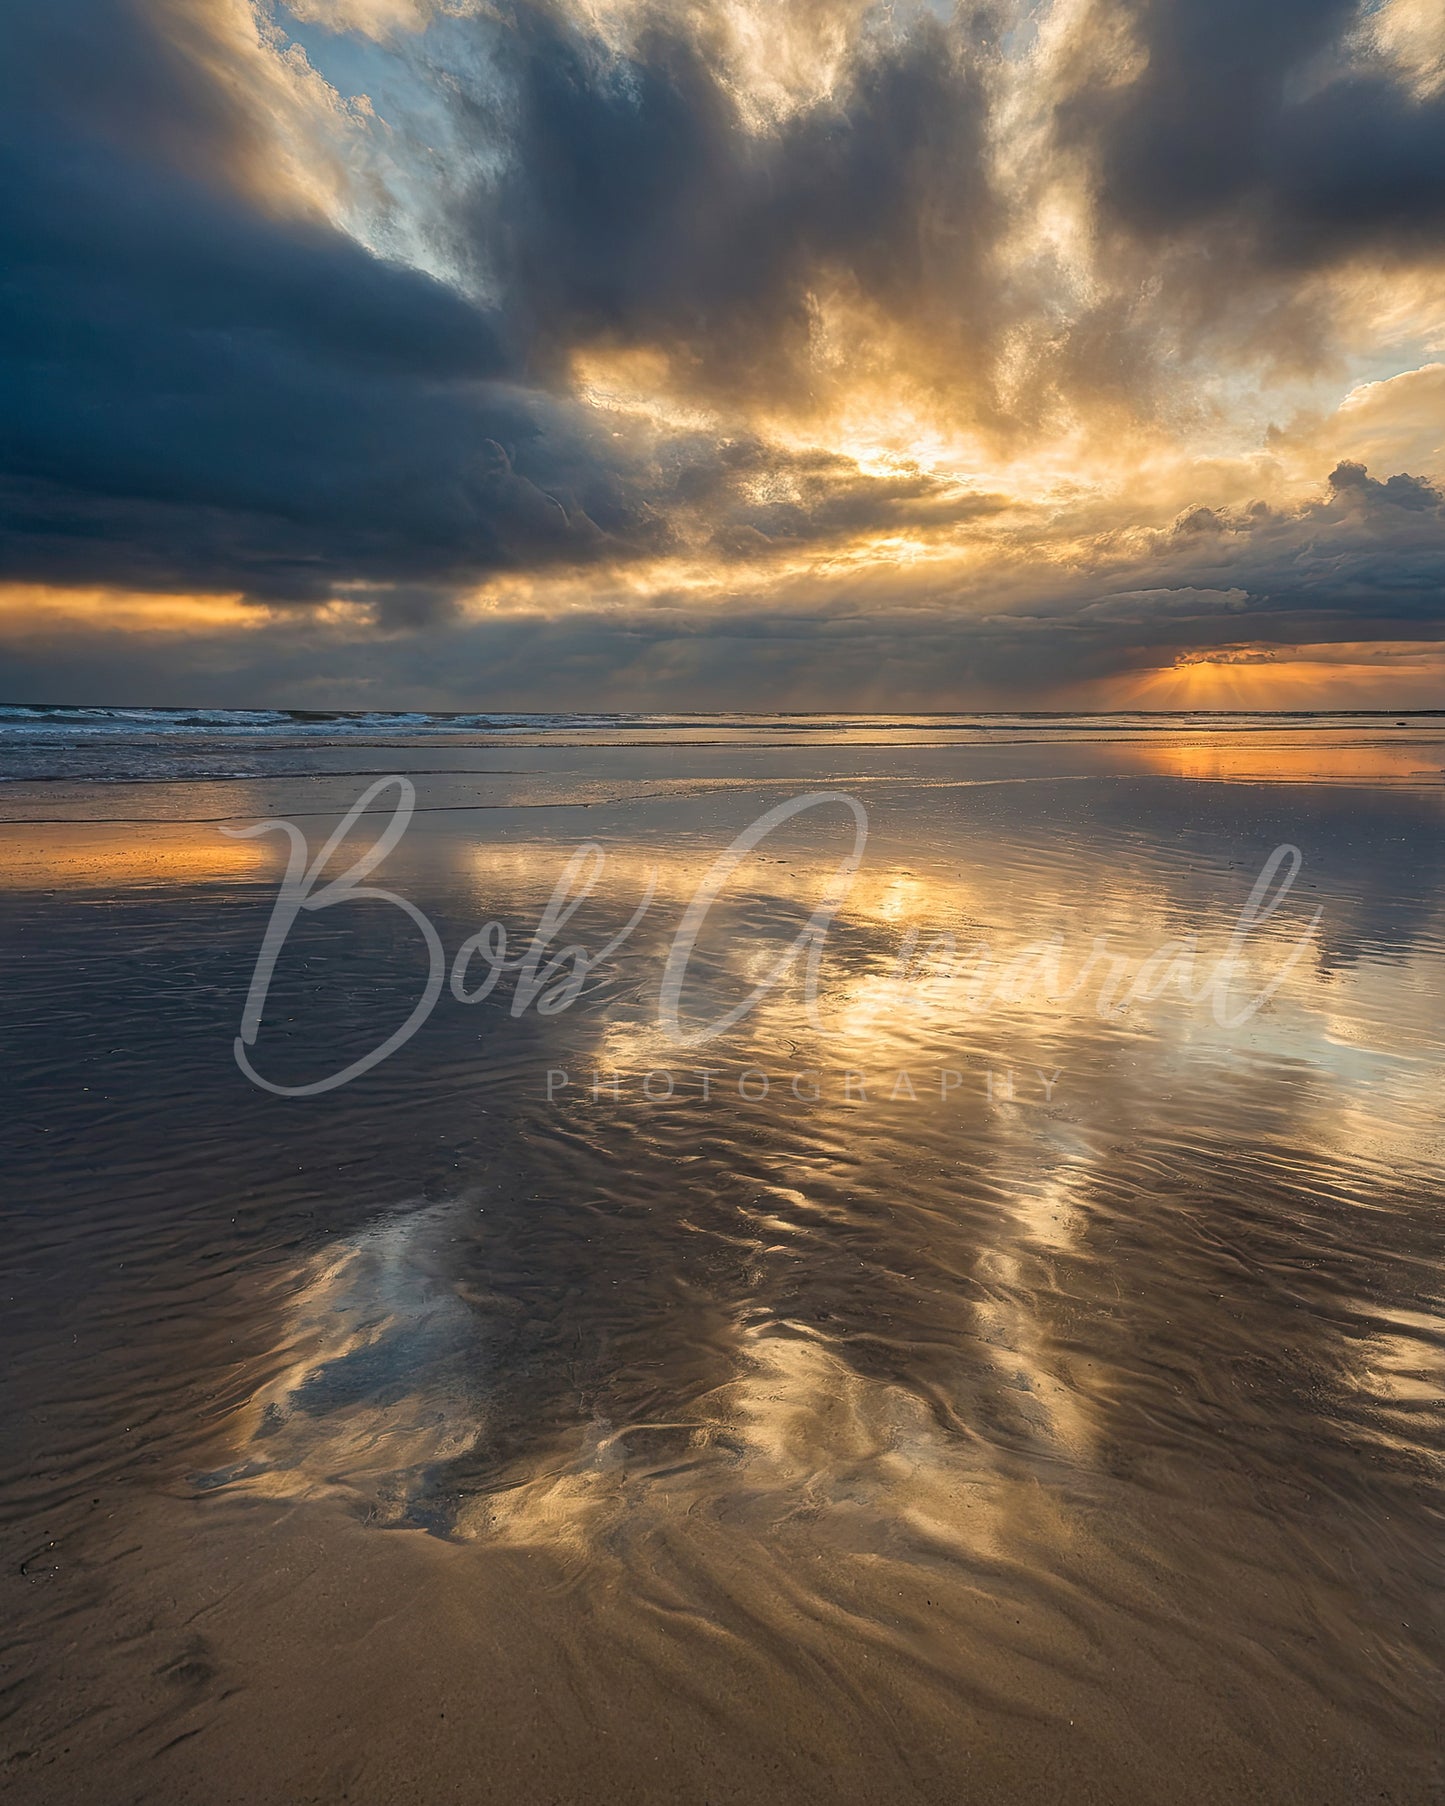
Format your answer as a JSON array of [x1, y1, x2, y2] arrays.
[[1, 717, 1442, 1803]]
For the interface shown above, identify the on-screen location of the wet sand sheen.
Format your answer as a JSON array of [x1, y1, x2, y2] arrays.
[[1, 719, 1442, 1803]]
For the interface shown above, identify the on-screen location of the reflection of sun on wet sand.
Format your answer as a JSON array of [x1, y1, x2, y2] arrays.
[[1138, 737, 1444, 784], [0, 822, 284, 889]]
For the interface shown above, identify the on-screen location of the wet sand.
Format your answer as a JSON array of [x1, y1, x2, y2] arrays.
[[2, 716, 1442, 1803]]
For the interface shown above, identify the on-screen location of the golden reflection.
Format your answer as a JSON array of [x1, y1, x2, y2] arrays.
[[0, 824, 284, 890], [189, 778, 1445, 1614], [462, 1332, 930, 1555], [1135, 739, 1445, 784]]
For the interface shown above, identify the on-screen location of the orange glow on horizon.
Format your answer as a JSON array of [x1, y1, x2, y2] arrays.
[[1117, 646, 1445, 712]]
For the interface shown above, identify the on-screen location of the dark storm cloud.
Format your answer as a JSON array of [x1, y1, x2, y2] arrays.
[[464, 2, 1000, 400], [0, 0, 670, 601], [1062, 0, 1445, 268], [504, 455, 1445, 699], [955, 458, 1445, 687], [8, 455, 1436, 710], [1158, 456, 1445, 627], [0, 0, 1003, 606]]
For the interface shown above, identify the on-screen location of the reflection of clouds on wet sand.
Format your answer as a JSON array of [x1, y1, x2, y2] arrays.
[[203, 1202, 485, 1519], [5, 731, 1445, 1806], [147, 761, 1443, 1800], [220, 1201, 1097, 1606], [207, 777, 1444, 1567]]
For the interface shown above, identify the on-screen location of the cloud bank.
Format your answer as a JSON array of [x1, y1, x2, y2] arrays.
[[2, 0, 1443, 705]]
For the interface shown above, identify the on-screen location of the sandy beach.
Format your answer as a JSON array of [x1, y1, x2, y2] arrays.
[[1, 712, 1441, 1803]]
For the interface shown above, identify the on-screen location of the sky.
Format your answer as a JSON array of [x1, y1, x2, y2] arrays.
[[3, 0, 1444, 710]]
